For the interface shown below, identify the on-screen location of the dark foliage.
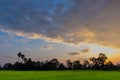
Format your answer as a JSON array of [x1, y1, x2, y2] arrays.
[[1, 52, 120, 70]]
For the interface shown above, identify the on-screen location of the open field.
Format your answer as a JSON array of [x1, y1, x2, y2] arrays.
[[0, 70, 120, 80]]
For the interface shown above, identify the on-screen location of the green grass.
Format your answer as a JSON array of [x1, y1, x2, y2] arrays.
[[0, 70, 120, 80]]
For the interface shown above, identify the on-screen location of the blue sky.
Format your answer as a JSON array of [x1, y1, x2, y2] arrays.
[[0, 0, 120, 65]]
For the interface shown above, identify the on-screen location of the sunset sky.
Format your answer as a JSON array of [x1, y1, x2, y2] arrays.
[[0, 0, 120, 65]]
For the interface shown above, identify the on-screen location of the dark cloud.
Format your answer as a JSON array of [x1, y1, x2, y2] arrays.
[[66, 52, 80, 56], [66, 48, 90, 56], [80, 48, 90, 53], [0, 0, 120, 47]]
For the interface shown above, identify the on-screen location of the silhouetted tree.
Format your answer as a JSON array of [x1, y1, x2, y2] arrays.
[[50, 58, 59, 69], [21, 54, 25, 62], [25, 58, 35, 70], [43, 60, 50, 70], [83, 60, 90, 69], [3, 63, 13, 70], [40, 61, 44, 67], [115, 63, 120, 70], [0, 65, 1, 70], [23, 58, 27, 63], [44, 58, 59, 70], [2, 52, 118, 71], [97, 53, 107, 66], [90, 57, 97, 65], [104, 59, 113, 70], [90, 53, 113, 70], [90, 57, 98, 69], [58, 63, 66, 70], [73, 60, 82, 70], [17, 52, 22, 62], [66, 60, 73, 69]]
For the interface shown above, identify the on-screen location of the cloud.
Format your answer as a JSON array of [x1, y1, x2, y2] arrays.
[[80, 48, 90, 53], [40, 45, 53, 50], [66, 52, 80, 55], [0, 0, 120, 48], [78, 58, 90, 61], [66, 47, 90, 56]]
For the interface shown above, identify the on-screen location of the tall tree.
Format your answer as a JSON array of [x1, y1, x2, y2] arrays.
[[90, 53, 111, 70], [17, 52, 22, 62], [97, 53, 107, 66]]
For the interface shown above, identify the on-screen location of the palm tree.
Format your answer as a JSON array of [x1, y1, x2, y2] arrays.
[[21, 54, 25, 59], [17, 52, 22, 62], [21, 54, 25, 62], [23, 58, 27, 63]]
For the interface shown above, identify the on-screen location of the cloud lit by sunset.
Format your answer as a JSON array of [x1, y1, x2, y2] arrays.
[[0, 0, 120, 65]]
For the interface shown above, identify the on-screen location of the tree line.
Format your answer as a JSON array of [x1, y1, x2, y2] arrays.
[[1, 52, 120, 70]]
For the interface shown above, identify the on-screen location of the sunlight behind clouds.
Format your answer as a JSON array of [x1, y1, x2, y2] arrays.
[[0, 0, 120, 64]]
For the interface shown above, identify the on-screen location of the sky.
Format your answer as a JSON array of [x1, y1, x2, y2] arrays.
[[0, 0, 120, 65]]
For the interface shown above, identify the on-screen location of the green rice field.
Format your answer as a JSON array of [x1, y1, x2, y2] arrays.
[[0, 70, 120, 80]]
